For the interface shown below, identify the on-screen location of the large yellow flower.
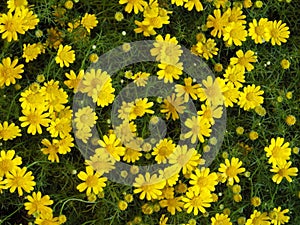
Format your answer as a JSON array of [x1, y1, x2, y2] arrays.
[[152, 138, 176, 164], [270, 161, 298, 184], [182, 188, 213, 215], [184, 116, 211, 144], [264, 137, 291, 166], [230, 49, 257, 72], [223, 22, 247, 46], [55, 44, 75, 67], [248, 18, 270, 44], [0, 121, 21, 141], [218, 157, 246, 186], [0, 150, 22, 177], [266, 20, 290, 46], [238, 84, 264, 111], [206, 9, 229, 38], [97, 133, 126, 161], [119, 0, 148, 14], [76, 166, 107, 196], [24, 191, 53, 216], [19, 108, 51, 135], [0, 11, 26, 42], [0, 57, 24, 87], [160, 94, 185, 120], [81, 13, 98, 33], [6, 167, 36, 196]]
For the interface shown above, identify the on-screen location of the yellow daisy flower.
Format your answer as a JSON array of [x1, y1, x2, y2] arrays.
[[55, 44, 75, 67], [223, 22, 247, 46], [133, 172, 166, 200], [0, 149, 22, 177], [175, 77, 201, 102], [129, 98, 154, 120], [22, 43, 42, 63], [211, 213, 232, 225], [24, 191, 53, 216], [182, 188, 213, 215], [77, 166, 107, 196], [152, 138, 176, 164], [41, 138, 60, 163], [184, 116, 211, 144], [74, 106, 98, 130], [238, 84, 264, 111], [218, 157, 246, 186], [119, 0, 148, 14], [81, 13, 98, 33], [266, 20, 290, 46], [0, 57, 24, 87], [206, 9, 229, 38], [7, 0, 28, 11], [269, 207, 290, 225], [157, 61, 183, 83], [64, 69, 84, 92], [270, 161, 298, 184], [248, 18, 270, 44], [159, 196, 184, 215], [230, 49, 257, 72], [0, 11, 26, 42], [264, 137, 291, 166], [160, 94, 186, 121], [97, 133, 126, 161], [0, 121, 21, 141], [19, 108, 51, 135], [6, 167, 36, 196], [245, 210, 270, 225]]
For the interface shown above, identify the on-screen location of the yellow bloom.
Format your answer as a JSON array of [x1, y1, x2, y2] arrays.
[[223, 22, 247, 46], [133, 172, 166, 200], [6, 167, 36, 196], [0, 11, 26, 42], [24, 191, 53, 216], [41, 138, 60, 163], [74, 106, 98, 130], [55, 44, 75, 67], [171, 0, 188, 6], [224, 65, 245, 89], [97, 134, 125, 161], [157, 62, 183, 83], [218, 157, 246, 186], [251, 196, 261, 207], [198, 76, 226, 107], [189, 167, 218, 192], [269, 207, 290, 225], [0, 149, 22, 177], [284, 115, 296, 126], [118, 200, 128, 211], [134, 20, 156, 37], [197, 102, 223, 125], [266, 20, 290, 46], [160, 94, 186, 120], [182, 188, 213, 215], [129, 98, 154, 120], [19, 108, 51, 135], [248, 18, 270, 44], [206, 9, 229, 38], [245, 210, 270, 225], [184, 116, 211, 144], [211, 213, 232, 225], [64, 69, 84, 92], [264, 137, 291, 166], [270, 161, 298, 184], [238, 84, 264, 111], [280, 59, 290, 69], [0, 57, 24, 87], [195, 38, 219, 60], [22, 43, 42, 63], [34, 213, 66, 225], [0, 121, 21, 141], [115, 12, 124, 21], [152, 139, 176, 164], [81, 13, 98, 33], [159, 196, 184, 215], [168, 145, 204, 174], [86, 149, 116, 175], [184, 0, 203, 12], [119, 0, 148, 14], [230, 50, 257, 72], [175, 77, 201, 102], [7, 0, 28, 11], [150, 34, 182, 64], [77, 166, 107, 196]]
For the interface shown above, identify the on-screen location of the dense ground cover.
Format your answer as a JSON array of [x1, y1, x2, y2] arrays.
[[0, 0, 299, 224]]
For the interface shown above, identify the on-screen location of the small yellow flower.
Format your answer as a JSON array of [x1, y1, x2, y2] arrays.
[[64, 0, 74, 9], [89, 53, 99, 63], [285, 91, 293, 99], [254, 1, 263, 8], [280, 59, 290, 69], [115, 12, 124, 21], [251, 196, 261, 207], [214, 63, 223, 72], [236, 126, 244, 135], [285, 115, 296, 126], [81, 13, 98, 32], [118, 200, 128, 211], [249, 131, 258, 141]]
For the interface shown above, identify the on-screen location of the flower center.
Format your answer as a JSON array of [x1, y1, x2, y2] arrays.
[[226, 166, 237, 177], [246, 92, 256, 101], [86, 176, 98, 187]]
